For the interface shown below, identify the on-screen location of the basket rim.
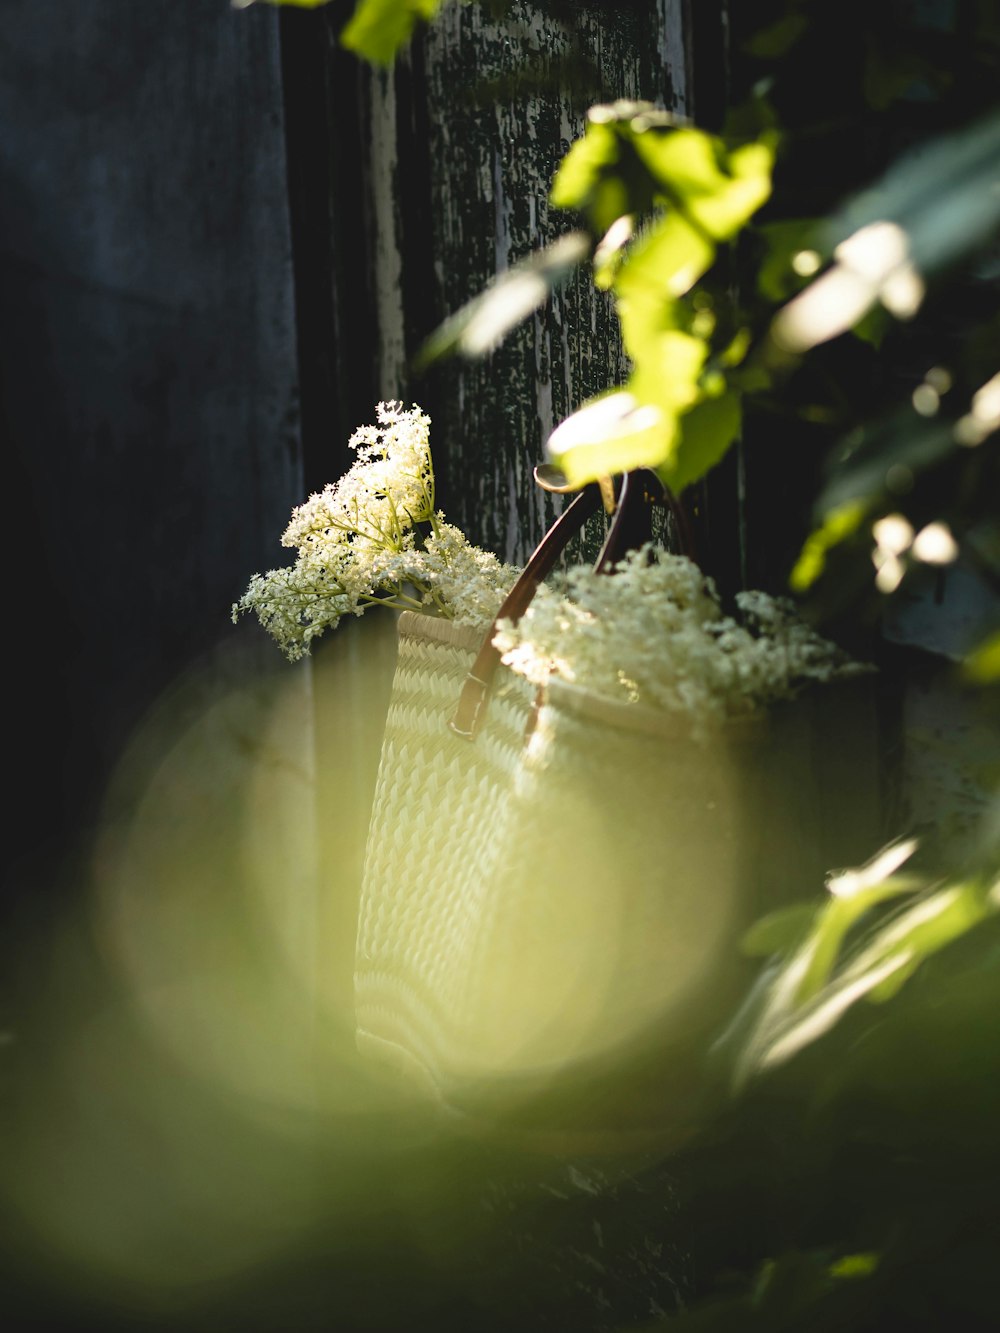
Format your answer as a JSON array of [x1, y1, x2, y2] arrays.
[[397, 608, 486, 654], [543, 675, 767, 744], [395, 609, 768, 744]]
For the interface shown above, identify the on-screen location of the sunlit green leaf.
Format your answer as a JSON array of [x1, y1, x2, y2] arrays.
[[629, 330, 707, 409], [795, 875, 919, 1007], [753, 878, 997, 1076], [660, 390, 742, 495], [859, 881, 996, 1002], [592, 215, 635, 291], [632, 127, 775, 241], [732, 833, 1000, 1087], [545, 390, 677, 488], [720, 328, 752, 367], [341, 0, 445, 65], [753, 952, 913, 1075], [615, 214, 715, 349], [239, 0, 445, 64], [415, 231, 590, 365], [549, 123, 621, 212]]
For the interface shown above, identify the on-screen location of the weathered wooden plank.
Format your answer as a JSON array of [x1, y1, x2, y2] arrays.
[[364, 0, 688, 562], [0, 0, 303, 887]]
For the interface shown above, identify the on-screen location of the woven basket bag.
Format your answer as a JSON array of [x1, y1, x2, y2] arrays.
[[354, 474, 768, 1147]]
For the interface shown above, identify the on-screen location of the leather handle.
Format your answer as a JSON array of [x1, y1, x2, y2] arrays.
[[595, 470, 659, 572], [449, 484, 602, 739], [448, 469, 690, 741]]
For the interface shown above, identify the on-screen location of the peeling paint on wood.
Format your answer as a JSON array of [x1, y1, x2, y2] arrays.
[[363, 1, 687, 562]]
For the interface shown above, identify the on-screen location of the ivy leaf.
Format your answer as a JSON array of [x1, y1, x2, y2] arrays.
[[415, 231, 590, 366]]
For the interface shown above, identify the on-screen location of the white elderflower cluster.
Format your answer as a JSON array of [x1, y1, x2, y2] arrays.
[[234, 403, 518, 660], [494, 545, 871, 735]]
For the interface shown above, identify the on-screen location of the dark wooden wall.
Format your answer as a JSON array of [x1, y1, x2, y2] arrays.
[[1, 0, 303, 905], [350, 0, 691, 563]]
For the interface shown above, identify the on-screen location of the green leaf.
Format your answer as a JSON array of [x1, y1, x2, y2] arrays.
[[549, 122, 621, 213], [660, 390, 742, 495], [632, 127, 775, 241], [615, 214, 715, 349], [742, 904, 821, 959], [629, 329, 707, 409], [544, 390, 677, 488], [730, 839, 1000, 1087], [856, 881, 996, 1003], [341, 0, 445, 65], [415, 231, 590, 366], [851, 303, 892, 348], [237, 0, 443, 64]]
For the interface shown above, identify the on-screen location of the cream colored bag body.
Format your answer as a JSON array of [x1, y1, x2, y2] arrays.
[[354, 477, 765, 1136], [354, 611, 759, 1124]]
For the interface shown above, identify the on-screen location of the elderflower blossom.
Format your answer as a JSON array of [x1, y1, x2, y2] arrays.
[[233, 402, 518, 660], [494, 545, 871, 737]]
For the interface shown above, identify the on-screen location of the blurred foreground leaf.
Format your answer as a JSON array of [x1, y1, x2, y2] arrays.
[[733, 836, 999, 1089], [772, 108, 1000, 353]]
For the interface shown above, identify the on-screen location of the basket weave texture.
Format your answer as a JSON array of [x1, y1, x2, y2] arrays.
[[355, 610, 762, 1115]]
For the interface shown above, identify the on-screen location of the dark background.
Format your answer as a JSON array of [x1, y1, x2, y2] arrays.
[[2, 0, 304, 914]]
